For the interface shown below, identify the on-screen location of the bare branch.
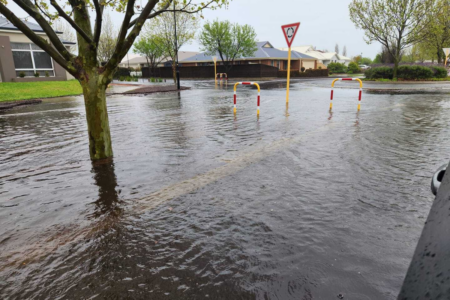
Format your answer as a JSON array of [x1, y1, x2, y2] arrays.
[[93, 0, 103, 45], [50, 0, 93, 44]]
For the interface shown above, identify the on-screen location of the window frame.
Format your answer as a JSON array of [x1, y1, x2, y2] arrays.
[[11, 43, 55, 77]]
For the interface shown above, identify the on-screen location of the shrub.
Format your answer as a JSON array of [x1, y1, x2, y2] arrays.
[[318, 66, 322, 69], [431, 66, 447, 78], [126, 76, 132, 82], [365, 66, 393, 79], [347, 62, 361, 74], [34, 72, 40, 77], [150, 77, 156, 82], [327, 62, 347, 73], [119, 76, 125, 81], [301, 67, 306, 72], [45, 71, 50, 77], [397, 65, 433, 79], [19, 72, 26, 78], [158, 78, 163, 82]]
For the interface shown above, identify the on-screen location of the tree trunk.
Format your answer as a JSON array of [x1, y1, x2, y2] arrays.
[[172, 61, 176, 84], [80, 75, 113, 160], [393, 59, 399, 80]]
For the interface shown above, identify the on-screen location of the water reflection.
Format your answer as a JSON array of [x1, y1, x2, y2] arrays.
[[89, 158, 123, 219]]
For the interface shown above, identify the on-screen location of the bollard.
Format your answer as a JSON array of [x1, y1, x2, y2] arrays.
[[233, 82, 261, 116], [330, 78, 363, 111]]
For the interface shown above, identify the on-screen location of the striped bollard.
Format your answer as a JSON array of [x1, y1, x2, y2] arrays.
[[233, 82, 261, 116]]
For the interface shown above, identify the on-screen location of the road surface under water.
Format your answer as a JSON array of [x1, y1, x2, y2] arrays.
[[1, 79, 449, 299]]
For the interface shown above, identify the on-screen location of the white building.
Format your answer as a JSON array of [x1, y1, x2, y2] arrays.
[[280, 45, 352, 67], [120, 51, 199, 69]]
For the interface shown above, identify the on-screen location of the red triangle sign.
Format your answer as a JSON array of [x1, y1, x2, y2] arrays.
[[281, 22, 301, 48]]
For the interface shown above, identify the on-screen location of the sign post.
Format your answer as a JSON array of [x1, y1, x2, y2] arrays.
[[281, 22, 300, 104], [443, 48, 450, 67]]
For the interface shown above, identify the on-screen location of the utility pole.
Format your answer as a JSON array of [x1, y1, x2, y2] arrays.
[[174, 1, 180, 90]]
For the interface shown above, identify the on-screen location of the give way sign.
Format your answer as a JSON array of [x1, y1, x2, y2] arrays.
[[281, 22, 300, 48]]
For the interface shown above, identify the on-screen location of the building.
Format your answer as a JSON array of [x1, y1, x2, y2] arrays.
[[119, 51, 199, 69], [180, 41, 318, 70], [281, 45, 352, 66], [0, 16, 76, 82]]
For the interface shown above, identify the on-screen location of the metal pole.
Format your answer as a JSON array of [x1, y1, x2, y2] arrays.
[[286, 47, 292, 104], [174, 1, 180, 90]]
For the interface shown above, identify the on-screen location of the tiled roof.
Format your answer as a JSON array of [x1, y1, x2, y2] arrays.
[[181, 41, 316, 62]]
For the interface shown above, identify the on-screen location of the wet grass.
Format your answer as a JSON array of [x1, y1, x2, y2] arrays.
[[0, 80, 82, 102], [362, 77, 450, 82]]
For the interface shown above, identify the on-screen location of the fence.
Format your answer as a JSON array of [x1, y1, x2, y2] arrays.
[[142, 64, 279, 79]]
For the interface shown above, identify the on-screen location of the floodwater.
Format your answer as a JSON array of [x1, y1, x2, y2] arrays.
[[1, 78, 449, 299]]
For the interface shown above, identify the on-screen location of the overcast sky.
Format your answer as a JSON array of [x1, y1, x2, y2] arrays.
[[6, 0, 380, 59], [183, 0, 380, 59]]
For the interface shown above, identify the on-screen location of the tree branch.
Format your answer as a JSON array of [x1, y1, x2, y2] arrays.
[[0, 2, 77, 76], [12, 0, 73, 61], [93, 0, 103, 45], [50, 0, 93, 44]]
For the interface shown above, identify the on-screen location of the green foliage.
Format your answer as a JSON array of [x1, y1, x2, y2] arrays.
[[365, 67, 394, 79], [431, 66, 448, 78], [34, 72, 40, 78], [397, 65, 433, 79], [19, 72, 25, 78], [199, 20, 258, 71], [45, 71, 50, 77], [150, 77, 156, 82], [327, 62, 347, 73], [0, 81, 82, 102], [365, 65, 446, 80], [301, 67, 306, 72], [347, 62, 361, 74], [360, 57, 372, 65], [373, 54, 382, 64], [119, 76, 125, 81], [133, 35, 166, 71], [158, 78, 163, 82]]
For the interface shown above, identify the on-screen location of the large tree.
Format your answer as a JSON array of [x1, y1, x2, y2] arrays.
[[133, 35, 166, 75], [349, 0, 438, 79], [423, 0, 450, 63], [199, 20, 258, 72], [148, 7, 198, 84], [0, 0, 228, 160]]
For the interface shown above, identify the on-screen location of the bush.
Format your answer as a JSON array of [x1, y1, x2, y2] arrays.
[[19, 72, 25, 78], [158, 78, 163, 82], [431, 66, 448, 78], [119, 76, 125, 81], [347, 62, 361, 74], [34, 72, 40, 77], [114, 67, 131, 79], [301, 67, 306, 72], [150, 77, 156, 83], [126, 76, 132, 82], [397, 65, 433, 79], [327, 62, 347, 73], [45, 71, 50, 77], [365, 66, 393, 79]]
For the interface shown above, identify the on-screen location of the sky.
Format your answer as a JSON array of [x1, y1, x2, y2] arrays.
[[5, 0, 380, 59]]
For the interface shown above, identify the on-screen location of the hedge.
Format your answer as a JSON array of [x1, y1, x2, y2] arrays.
[[114, 67, 131, 79], [327, 62, 347, 74], [278, 69, 329, 78], [365, 65, 448, 80]]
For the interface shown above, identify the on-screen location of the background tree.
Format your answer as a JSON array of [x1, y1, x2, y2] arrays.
[[149, 7, 198, 84], [199, 20, 258, 72], [335, 43, 339, 54], [0, 0, 228, 160], [423, 0, 450, 63], [349, 0, 438, 79], [343, 45, 348, 56], [133, 34, 166, 75], [97, 13, 117, 64], [51, 19, 76, 53]]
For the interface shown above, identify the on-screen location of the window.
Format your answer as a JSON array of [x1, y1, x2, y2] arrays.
[[11, 43, 55, 77], [271, 60, 274, 66]]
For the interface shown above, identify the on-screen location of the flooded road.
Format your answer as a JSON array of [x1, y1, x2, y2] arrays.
[[1, 79, 449, 299]]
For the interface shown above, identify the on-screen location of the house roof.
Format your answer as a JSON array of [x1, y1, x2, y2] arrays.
[[181, 41, 316, 63], [282, 46, 352, 62], [0, 16, 76, 45]]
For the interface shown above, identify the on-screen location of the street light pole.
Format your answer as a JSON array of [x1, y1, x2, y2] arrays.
[[173, 1, 180, 90]]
